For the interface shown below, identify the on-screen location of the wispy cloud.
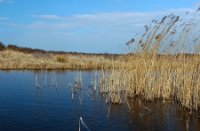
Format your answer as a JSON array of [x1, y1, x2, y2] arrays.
[[193, 2, 200, 7], [0, 0, 13, 4], [28, 8, 193, 31], [0, 0, 4, 3], [32, 15, 66, 20], [0, 16, 7, 20], [0, 8, 195, 53], [3, 8, 195, 34]]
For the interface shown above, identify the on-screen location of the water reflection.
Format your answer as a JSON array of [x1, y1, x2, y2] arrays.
[[0, 70, 199, 131], [34, 71, 58, 90], [35, 71, 200, 131]]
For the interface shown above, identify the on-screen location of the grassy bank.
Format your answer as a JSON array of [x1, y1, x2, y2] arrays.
[[0, 49, 123, 70], [1, 47, 200, 111]]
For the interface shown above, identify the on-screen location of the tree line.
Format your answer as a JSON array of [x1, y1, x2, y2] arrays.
[[0, 41, 121, 58]]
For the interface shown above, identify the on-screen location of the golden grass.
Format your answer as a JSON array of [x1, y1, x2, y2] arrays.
[[1, 13, 200, 112], [99, 52, 200, 111], [1, 49, 200, 111], [0, 49, 122, 70], [1, 47, 199, 111], [98, 12, 200, 111]]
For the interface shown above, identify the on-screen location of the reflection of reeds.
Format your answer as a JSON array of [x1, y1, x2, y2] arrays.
[[71, 72, 83, 107], [72, 71, 82, 90], [34, 71, 58, 89], [35, 73, 40, 89], [79, 117, 90, 131]]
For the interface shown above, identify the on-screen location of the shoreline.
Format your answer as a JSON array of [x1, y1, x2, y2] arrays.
[[0, 49, 123, 70], [1, 49, 200, 111]]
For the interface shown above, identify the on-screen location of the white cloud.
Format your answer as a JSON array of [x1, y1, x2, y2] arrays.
[[0, 0, 13, 3], [3, 8, 195, 34], [0, 8, 196, 53], [0, 16, 7, 20], [193, 2, 200, 7], [27, 8, 193, 32], [32, 15, 65, 20]]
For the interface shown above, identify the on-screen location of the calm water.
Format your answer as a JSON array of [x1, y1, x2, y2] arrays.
[[0, 70, 199, 131]]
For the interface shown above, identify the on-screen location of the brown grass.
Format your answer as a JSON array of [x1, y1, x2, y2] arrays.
[[0, 49, 122, 70], [1, 12, 200, 112], [99, 53, 200, 111], [99, 13, 200, 111]]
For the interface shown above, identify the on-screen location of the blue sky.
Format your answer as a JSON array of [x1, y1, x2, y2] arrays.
[[0, 0, 199, 53]]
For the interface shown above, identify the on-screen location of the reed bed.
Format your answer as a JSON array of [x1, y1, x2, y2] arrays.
[[99, 54, 200, 111], [99, 12, 200, 111], [0, 49, 122, 70], [1, 10, 200, 112]]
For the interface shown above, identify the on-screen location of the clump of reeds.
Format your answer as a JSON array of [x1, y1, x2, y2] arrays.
[[79, 117, 90, 131], [71, 71, 82, 101], [98, 12, 200, 111]]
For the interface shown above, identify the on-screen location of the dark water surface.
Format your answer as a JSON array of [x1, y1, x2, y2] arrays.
[[0, 71, 199, 131]]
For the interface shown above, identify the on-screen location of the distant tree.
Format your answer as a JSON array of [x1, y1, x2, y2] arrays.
[[7, 44, 18, 50], [0, 41, 6, 51]]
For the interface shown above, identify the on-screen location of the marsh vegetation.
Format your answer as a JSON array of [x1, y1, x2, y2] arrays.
[[0, 46, 122, 70], [98, 10, 200, 112], [1, 71, 200, 131], [0, 8, 200, 131]]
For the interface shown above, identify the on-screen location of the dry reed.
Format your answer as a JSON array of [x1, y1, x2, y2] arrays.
[[98, 12, 200, 111]]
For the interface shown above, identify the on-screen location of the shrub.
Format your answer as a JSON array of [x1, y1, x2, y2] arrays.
[[7, 44, 18, 50], [0, 41, 5, 51], [56, 55, 67, 63]]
